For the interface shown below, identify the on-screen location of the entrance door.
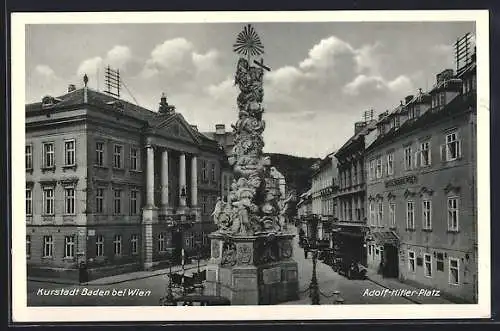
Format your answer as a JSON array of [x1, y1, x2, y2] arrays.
[[383, 244, 399, 278]]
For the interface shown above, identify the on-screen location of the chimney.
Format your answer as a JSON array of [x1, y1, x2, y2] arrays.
[[190, 125, 198, 131], [404, 95, 414, 104], [68, 84, 76, 93], [354, 121, 366, 134], [215, 124, 226, 135], [436, 69, 454, 83]]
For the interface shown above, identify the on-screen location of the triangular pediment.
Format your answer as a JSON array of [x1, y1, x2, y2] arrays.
[[151, 113, 201, 145]]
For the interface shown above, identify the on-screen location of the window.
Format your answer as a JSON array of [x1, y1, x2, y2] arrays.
[[445, 132, 461, 161], [436, 253, 444, 271], [64, 187, 75, 214], [408, 251, 416, 272], [368, 245, 372, 255], [202, 195, 208, 214], [130, 234, 138, 255], [95, 142, 104, 166], [386, 153, 394, 175], [64, 235, 75, 258], [26, 235, 31, 258], [96, 188, 104, 214], [449, 258, 459, 285], [404, 146, 412, 170], [211, 163, 216, 182], [26, 188, 33, 216], [389, 203, 396, 227], [420, 141, 431, 167], [96, 235, 104, 257], [43, 142, 55, 168], [113, 235, 122, 256], [406, 201, 415, 229], [64, 140, 75, 166], [424, 253, 432, 277], [43, 235, 53, 257], [43, 187, 55, 215], [130, 147, 139, 171], [202, 160, 207, 182], [113, 189, 122, 214], [26, 145, 33, 169], [376, 157, 382, 179], [158, 232, 166, 252], [369, 202, 375, 226], [448, 197, 459, 231], [423, 200, 432, 230], [113, 145, 123, 169], [369, 160, 376, 180], [377, 202, 383, 227], [130, 190, 139, 215]]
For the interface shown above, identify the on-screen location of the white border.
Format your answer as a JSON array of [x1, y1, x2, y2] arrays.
[[11, 10, 490, 322]]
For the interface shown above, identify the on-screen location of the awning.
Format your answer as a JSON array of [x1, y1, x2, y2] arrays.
[[366, 231, 399, 245]]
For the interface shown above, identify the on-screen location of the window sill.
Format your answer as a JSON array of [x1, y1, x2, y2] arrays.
[[447, 229, 460, 234], [113, 167, 125, 172], [94, 164, 108, 169], [41, 166, 56, 173], [63, 215, 76, 222], [26, 168, 33, 174], [422, 228, 433, 232], [389, 226, 396, 230], [42, 216, 55, 222], [63, 257, 76, 261], [42, 256, 54, 260], [62, 164, 77, 171], [129, 169, 142, 173], [405, 228, 416, 232]]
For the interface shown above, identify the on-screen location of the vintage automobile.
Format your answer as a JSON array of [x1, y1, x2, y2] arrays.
[[331, 256, 367, 280]]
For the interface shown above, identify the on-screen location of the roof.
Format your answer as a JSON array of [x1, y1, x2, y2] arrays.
[[366, 92, 476, 153], [335, 119, 377, 158], [26, 87, 222, 151]]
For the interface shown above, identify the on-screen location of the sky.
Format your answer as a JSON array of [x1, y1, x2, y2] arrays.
[[25, 21, 475, 158]]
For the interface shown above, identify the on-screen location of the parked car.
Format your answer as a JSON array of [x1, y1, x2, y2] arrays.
[[332, 256, 366, 280]]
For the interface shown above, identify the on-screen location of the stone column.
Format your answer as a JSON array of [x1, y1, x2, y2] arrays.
[[358, 159, 364, 184], [142, 144, 156, 270], [146, 145, 155, 208], [352, 195, 357, 221], [191, 155, 198, 207], [179, 153, 187, 207], [161, 149, 171, 214], [352, 162, 357, 186]]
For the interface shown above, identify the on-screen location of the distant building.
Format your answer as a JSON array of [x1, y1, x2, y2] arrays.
[[25, 84, 228, 281], [332, 120, 377, 266], [310, 153, 338, 245], [296, 188, 313, 235], [364, 53, 477, 303], [201, 124, 235, 203]]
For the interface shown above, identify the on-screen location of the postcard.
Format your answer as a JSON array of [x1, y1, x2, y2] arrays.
[[11, 10, 490, 322]]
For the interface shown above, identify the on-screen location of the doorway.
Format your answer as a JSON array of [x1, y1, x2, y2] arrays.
[[383, 244, 399, 278]]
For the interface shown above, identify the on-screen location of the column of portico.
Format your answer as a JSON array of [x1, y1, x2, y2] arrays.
[[161, 149, 173, 215], [142, 144, 156, 270], [191, 155, 198, 207], [179, 153, 187, 209], [358, 159, 364, 185]]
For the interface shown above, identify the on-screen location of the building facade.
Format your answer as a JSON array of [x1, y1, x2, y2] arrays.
[[332, 121, 376, 266], [310, 153, 338, 245], [26, 85, 228, 281], [364, 59, 477, 302]]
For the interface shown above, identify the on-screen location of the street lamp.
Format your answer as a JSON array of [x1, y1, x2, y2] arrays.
[[309, 248, 320, 305]]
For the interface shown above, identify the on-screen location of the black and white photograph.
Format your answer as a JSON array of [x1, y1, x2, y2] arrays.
[[11, 10, 490, 322]]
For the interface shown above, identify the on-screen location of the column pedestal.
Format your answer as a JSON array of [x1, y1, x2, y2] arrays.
[[205, 233, 299, 305], [142, 207, 158, 270]]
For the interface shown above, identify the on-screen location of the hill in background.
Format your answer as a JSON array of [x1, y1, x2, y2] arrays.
[[265, 153, 321, 195]]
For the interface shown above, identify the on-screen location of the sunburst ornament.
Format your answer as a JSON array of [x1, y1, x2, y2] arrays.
[[233, 24, 265, 58]]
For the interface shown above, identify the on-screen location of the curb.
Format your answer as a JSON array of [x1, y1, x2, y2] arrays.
[[28, 263, 208, 286]]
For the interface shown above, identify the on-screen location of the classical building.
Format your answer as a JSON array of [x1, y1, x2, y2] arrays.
[[363, 55, 477, 302], [310, 153, 338, 245], [296, 188, 312, 235], [25, 84, 228, 281], [332, 120, 377, 266]]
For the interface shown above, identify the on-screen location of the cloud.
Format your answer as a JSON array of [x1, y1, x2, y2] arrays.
[[106, 45, 132, 68], [343, 74, 413, 97], [192, 49, 220, 72], [76, 56, 103, 76], [34, 64, 56, 78], [355, 41, 384, 74]]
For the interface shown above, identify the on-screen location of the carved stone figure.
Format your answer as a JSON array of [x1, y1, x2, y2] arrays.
[[212, 29, 281, 237]]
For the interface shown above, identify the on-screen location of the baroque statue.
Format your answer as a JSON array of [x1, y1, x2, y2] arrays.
[[212, 24, 288, 236]]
